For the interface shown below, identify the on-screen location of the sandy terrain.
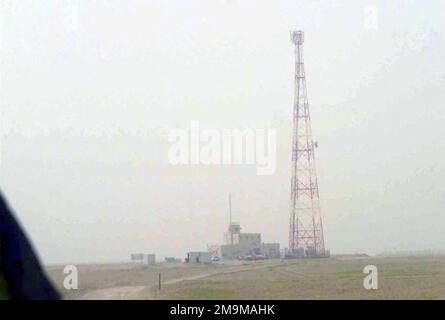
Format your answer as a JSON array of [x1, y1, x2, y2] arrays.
[[47, 260, 262, 300], [46, 256, 445, 300]]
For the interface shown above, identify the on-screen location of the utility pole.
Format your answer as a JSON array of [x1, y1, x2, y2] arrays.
[[229, 193, 233, 245], [229, 193, 232, 225]]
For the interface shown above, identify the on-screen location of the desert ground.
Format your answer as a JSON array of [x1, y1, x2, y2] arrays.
[[46, 255, 445, 300]]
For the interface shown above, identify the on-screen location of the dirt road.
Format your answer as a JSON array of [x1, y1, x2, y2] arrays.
[[75, 262, 273, 300]]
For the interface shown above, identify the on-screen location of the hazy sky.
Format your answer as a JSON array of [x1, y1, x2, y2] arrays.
[[1, 0, 445, 264]]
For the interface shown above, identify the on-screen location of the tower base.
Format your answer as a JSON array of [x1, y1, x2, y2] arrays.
[[284, 248, 330, 259]]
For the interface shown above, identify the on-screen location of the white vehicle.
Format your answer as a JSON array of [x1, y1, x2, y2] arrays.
[[211, 255, 220, 262]]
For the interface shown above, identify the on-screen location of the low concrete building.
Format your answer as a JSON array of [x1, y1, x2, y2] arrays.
[[130, 253, 156, 264], [186, 251, 213, 263], [209, 223, 280, 259], [144, 254, 156, 265]]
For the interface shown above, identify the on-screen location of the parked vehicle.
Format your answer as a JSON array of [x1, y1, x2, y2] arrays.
[[253, 254, 268, 260]]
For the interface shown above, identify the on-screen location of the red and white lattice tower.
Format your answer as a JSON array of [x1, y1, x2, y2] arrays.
[[289, 31, 326, 257]]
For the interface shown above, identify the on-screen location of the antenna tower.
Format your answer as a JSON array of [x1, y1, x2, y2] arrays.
[[289, 31, 326, 257]]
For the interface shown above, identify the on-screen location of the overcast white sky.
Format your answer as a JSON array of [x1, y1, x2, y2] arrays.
[[1, 0, 445, 264]]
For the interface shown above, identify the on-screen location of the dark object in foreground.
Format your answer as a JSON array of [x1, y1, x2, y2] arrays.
[[0, 191, 60, 300]]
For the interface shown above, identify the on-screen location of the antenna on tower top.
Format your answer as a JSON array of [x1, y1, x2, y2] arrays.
[[290, 30, 304, 45]]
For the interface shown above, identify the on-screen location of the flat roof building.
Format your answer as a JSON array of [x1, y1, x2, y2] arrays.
[[209, 223, 280, 260]]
